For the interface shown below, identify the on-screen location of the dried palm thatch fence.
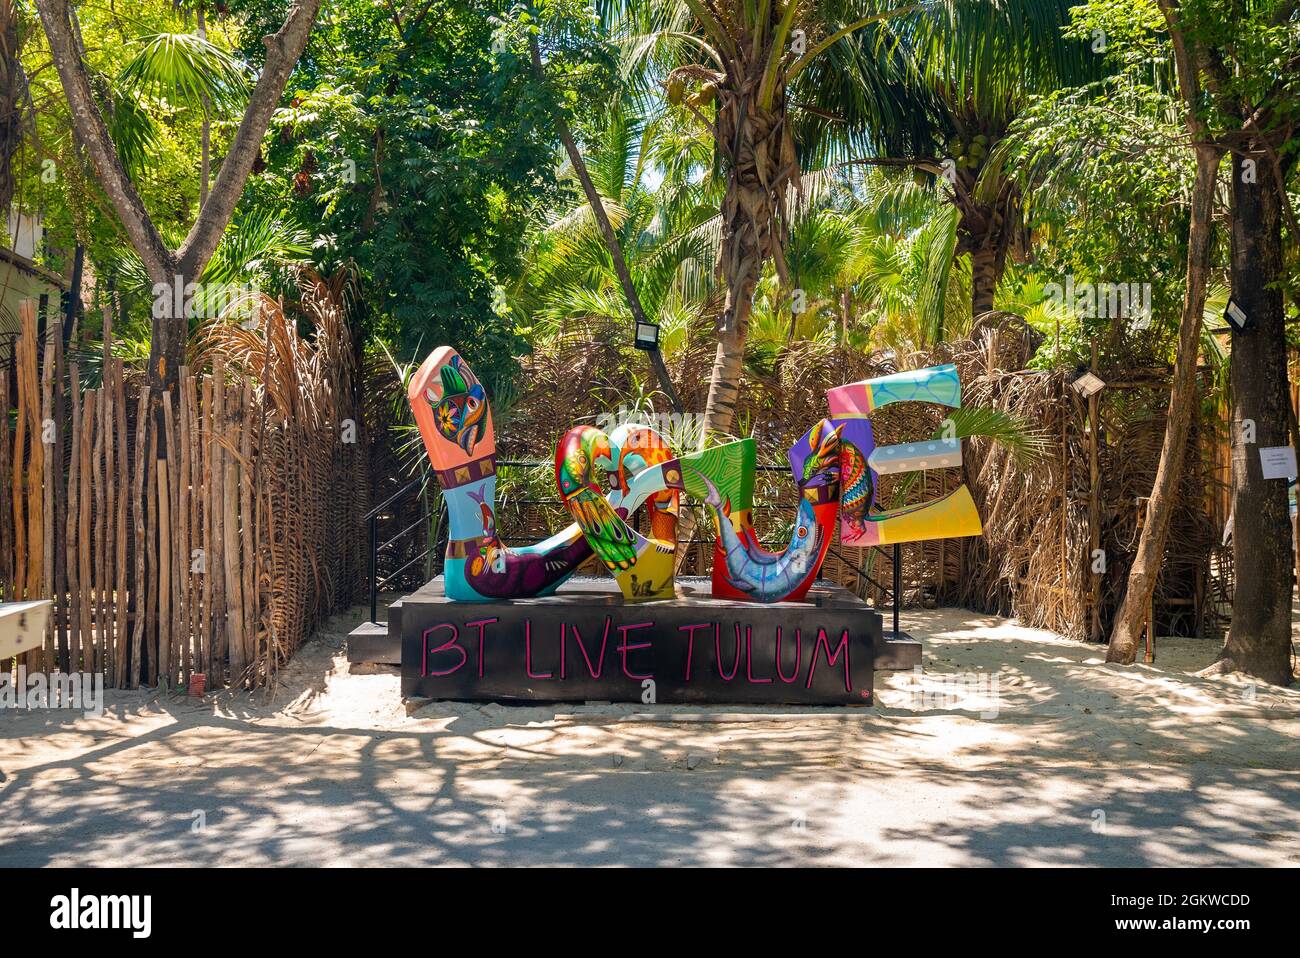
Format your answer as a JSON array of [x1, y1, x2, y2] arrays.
[[1, 274, 366, 688], [500, 317, 1225, 643]]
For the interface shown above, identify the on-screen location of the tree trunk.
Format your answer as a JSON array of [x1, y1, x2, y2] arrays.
[[0, 0, 25, 216], [970, 246, 998, 320], [1219, 149, 1294, 684], [701, 307, 751, 443], [1107, 144, 1221, 663], [702, 142, 768, 443], [36, 0, 324, 395], [148, 286, 188, 399], [527, 36, 682, 414], [701, 86, 792, 445]]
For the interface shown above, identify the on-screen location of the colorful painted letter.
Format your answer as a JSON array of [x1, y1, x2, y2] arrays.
[[827, 364, 983, 547], [409, 347, 591, 601], [687, 423, 841, 603], [555, 425, 676, 601]]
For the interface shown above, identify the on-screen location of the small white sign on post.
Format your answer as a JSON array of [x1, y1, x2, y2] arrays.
[[1071, 372, 1105, 399], [1259, 445, 1297, 481]]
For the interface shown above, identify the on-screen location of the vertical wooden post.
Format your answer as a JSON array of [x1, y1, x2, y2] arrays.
[[163, 391, 180, 684], [11, 309, 28, 604], [78, 391, 94, 677], [937, 471, 947, 600], [66, 369, 82, 670], [200, 374, 214, 681], [40, 308, 56, 671], [113, 360, 129, 687], [177, 373, 193, 682], [92, 380, 107, 674], [145, 410, 158, 686], [211, 362, 227, 684], [185, 371, 202, 678], [0, 362, 9, 604], [239, 383, 256, 681], [130, 387, 150, 689], [157, 457, 171, 687], [224, 387, 246, 684], [1087, 341, 1101, 643], [101, 307, 114, 680], [53, 315, 69, 671]]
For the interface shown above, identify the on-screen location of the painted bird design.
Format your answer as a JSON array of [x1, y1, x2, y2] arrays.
[[428, 357, 487, 455], [838, 440, 873, 525]]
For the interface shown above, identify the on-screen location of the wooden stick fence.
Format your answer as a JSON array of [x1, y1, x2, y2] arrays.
[[1, 285, 366, 689]]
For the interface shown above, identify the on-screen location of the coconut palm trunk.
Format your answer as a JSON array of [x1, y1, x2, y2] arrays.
[[527, 34, 683, 414], [701, 84, 795, 442], [970, 247, 998, 319]]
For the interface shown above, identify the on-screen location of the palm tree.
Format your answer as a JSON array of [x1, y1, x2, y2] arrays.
[[512, 99, 721, 359], [746, 170, 968, 352], [845, 0, 1100, 320], [599, 0, 927, 443], [602, 0, 1101, 443], [116, 10, 248, 207]]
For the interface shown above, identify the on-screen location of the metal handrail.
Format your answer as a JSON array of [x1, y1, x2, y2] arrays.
[[364, 474, 424, 521]]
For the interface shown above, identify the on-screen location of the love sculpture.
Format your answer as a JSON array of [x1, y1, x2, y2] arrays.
[[382, 346, 983, 705]]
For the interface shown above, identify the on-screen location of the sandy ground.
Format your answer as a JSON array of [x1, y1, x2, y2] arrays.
[[1, 606, 1298, 867]]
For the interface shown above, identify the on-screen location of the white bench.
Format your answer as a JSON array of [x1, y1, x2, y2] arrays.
[[0, 600, 53, 660]]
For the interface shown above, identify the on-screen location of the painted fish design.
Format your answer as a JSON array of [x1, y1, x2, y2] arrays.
[[694, 470, 827, 603]]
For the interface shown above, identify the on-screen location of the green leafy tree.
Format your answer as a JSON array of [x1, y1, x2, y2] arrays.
[[234, 0, 585, 393], [34, 0, 323, 396]]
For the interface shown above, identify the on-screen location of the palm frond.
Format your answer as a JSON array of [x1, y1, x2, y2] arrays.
[[118, 31, 250, 114]]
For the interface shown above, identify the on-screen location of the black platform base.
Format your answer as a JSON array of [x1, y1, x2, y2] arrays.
[[358, 576, 883, 705]]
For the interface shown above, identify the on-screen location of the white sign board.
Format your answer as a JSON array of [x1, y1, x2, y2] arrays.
[[1071, 372, 1105, 398], [1259, 445, 1297, 481], [0, 600, 52, 660]]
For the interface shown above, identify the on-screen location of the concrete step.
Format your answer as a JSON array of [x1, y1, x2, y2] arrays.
[[347, 620, 400, 665], [875, 632, 922, 671]]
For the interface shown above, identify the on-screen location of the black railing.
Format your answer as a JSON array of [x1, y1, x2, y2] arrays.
[[830, 542, 903, 636], [366, 474, 429, 623], [364, 461, 903, 628]]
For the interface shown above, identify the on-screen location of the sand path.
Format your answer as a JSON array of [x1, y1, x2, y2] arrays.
[[1, 608, 1297, 866]]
